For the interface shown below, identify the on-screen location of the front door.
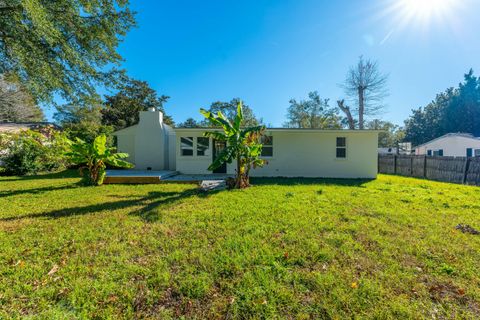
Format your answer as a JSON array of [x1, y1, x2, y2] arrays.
[[212, 140, 227, 174]]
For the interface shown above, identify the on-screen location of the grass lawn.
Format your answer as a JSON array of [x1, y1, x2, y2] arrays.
[[1, 171, 479, 319]]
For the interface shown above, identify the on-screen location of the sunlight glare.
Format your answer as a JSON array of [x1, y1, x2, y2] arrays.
[[400, 0, 456, 20]]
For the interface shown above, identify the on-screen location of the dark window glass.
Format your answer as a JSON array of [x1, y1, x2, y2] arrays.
[[336, 137, 346, 158], [262, 147, 273, 157], [475, 149, 480, 157], [336, 137, 346, 147], [336, 148, 346, 158], [181, 137, 193, 156], [427, 150, 432, 156], [197, 137, 209, 156], [467, 148, 473, 157], [438, 149, 444, 156], [261, 136, 273, 157]]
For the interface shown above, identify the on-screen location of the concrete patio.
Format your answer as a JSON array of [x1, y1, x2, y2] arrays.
[[104, 170, 233, 184]]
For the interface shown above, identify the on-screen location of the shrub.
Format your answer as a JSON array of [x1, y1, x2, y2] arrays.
[[0, 128, 70, 176], [66, 134, 133, 185]]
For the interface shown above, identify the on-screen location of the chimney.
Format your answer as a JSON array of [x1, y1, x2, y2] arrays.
[[139, 108, 163, 126]]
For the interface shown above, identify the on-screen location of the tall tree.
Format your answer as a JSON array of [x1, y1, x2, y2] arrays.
[[54, 102, 113, 144], [284, 91, 342, 129], [0, 0, 135, 104], [336, 100, 355, 130], [403, 91, 451, 146], [366, 119, 405, 148], [201, 98, 261, 127], [340, 56, 389, 129], [443, 70, 480, 137], [404, 70, 480, 146], [0, 76, 44, 122], [101, 77, 173, 130], [178, 118, 201, 128]]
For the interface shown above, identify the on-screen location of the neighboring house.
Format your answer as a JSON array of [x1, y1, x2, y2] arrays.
[[113, 108, 380, 178], [0, 122, 60, 133], [415, 133, 480, 157]]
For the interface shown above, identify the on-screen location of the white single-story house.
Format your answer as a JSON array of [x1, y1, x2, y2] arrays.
[[0, 122, 60, 133], [113, 108, 380, 179], [414, 133, 480, 157]]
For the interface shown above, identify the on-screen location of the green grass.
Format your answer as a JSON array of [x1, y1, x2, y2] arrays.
[[1, 171, 479, 319]]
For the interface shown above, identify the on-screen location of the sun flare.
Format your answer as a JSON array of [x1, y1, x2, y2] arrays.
[[400, 0, 456, 19]]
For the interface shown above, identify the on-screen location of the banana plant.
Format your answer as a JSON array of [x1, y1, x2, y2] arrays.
[[200, 101, 267, 189], [66, 134, 133, 185]]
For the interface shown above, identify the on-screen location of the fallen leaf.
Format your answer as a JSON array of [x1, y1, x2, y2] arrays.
[[283, 252, 289, 259], [14, 260, 25, 268], [458, 288, 465, 296], [48, 264, 59, 276]]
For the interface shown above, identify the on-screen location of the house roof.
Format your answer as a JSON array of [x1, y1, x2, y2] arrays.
[[0, 122, 60, 133], [112, 125, 138, 135], [415, 133, 480, 148], [174, 127, 382, 133]]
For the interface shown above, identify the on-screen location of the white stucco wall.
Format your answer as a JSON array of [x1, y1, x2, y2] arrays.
[[114, 111, 175, 170], [114, 125, 137, 163], [415, 135, 480, 157], [175, 129, 379, 179]]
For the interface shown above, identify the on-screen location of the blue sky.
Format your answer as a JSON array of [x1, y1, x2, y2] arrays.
[[48, 0, 480, 126]]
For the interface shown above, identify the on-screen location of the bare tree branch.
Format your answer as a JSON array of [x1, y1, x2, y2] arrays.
[[337, 100, 355, 130], [340, 56, 389, 129]]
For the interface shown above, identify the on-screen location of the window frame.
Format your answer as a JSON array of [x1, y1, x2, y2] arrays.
[[180, 137, 194, 157], [260, 135, 273, 158], [475, 149, 480, 157], [196, 137, 210, 157], [336, 137, 347, 159]]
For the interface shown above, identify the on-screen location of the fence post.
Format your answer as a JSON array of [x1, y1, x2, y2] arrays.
[[393, 155, 397, 175], [378, 154, 380, 173], [410, 156, 414, 176], [423, 155, 427, 178], [462, 157, 470, 184]]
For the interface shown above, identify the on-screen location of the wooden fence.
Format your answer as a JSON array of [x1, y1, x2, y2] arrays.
[[378, 155, 480, 186]]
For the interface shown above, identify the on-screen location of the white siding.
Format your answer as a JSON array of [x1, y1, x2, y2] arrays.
[[415, 136, 480, 157], [175, 129, 379, 179], [252, 131, 378, 178]]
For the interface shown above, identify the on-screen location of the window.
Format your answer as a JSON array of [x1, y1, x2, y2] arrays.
[[427, 150, 432, 156], [261, 135, 273, 157], [475, 149, 480, 157], [336, 137, 346, 158], [433, 149, 444, 156], [467, 148, 473, 157], [180, 137, 193, 156], [197, 137, 210, 156]]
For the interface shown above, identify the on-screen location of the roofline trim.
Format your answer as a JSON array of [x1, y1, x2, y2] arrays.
[[174, 128, 382, 133], [415, 133, 478, 148]]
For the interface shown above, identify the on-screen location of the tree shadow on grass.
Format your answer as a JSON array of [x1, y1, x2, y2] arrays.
[[250, 177, 374, 187], [0, 170, 79, 182], [0, 181, 84, 197], [0, 188, 220, 223]]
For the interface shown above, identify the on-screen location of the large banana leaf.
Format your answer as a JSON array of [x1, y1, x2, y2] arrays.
[[208, 145, 236, 171], [93, 135, 107, 156]]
